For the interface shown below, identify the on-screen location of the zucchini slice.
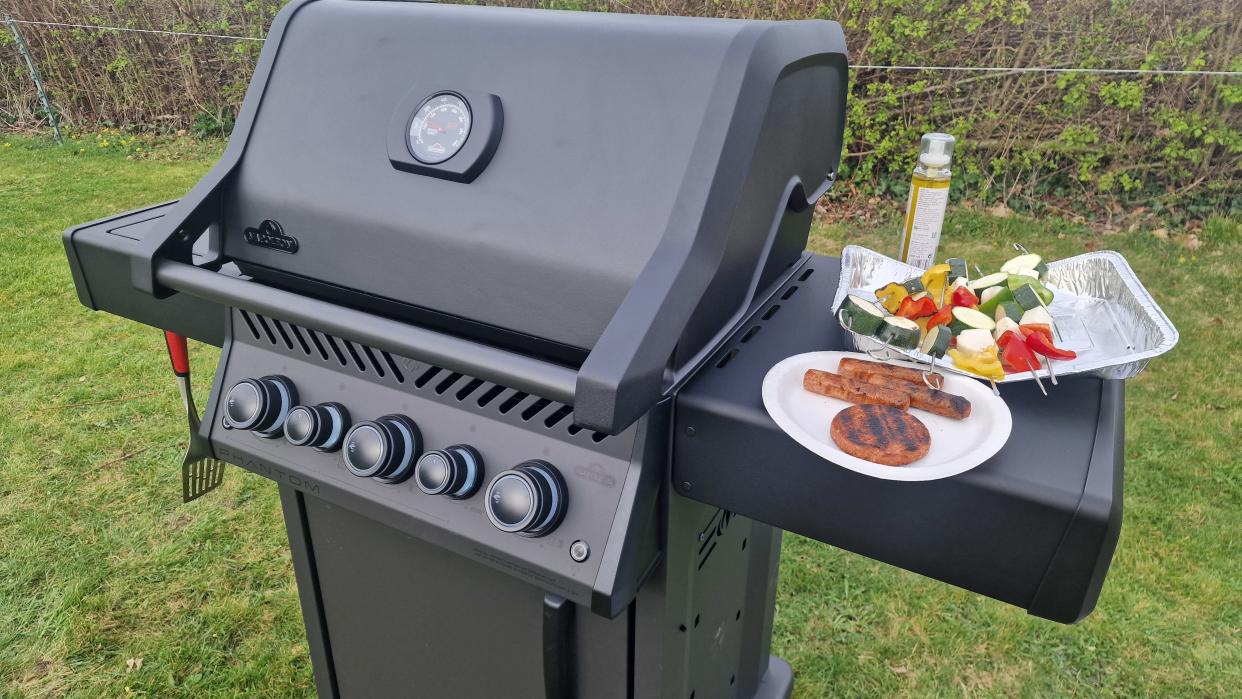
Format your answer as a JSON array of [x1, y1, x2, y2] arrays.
[[995, 301, 1024, 322], [968, 273, 1009, 292], [919, 325, 952, 358], [1011, 283, 1044, 311], [949, 306, 996, 334], [947, 258, 970, 280], [877, 316, 921, 349], [901, 277, 925, 295], [1000, 253, 1043, 275], [838, 294, 886, 336], [977, 286, 1012, 316]]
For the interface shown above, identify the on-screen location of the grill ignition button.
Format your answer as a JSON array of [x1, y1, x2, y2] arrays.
[[223, 376, 297, 438], [284, 403, 351, 452], [484, 460, 567, 537], [415, 445, 484, 500], [342, 415, 422, 483]]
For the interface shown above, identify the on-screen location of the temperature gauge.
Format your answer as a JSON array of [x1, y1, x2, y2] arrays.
[[408, 93, 472, 164]]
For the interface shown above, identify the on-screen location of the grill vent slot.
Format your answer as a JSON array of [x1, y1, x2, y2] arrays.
[[456, 378, 485, 402], [253, 314, 278, 346], [435, 372, 464, 395], [324, 335, 349, 367], [287, 323, 313, 356], [415, 366, 441, 388], [498, 391, 528, 414], [711, 267, 812, 372], [272, 319, 296, 351], [522, 398, 552, 422], [477, 384, 506, 407], [361, 345, 386, 378], [235, 311, 608, 442]]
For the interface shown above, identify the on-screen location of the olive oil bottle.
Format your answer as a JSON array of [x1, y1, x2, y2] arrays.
[[898, 133, 955, 269]]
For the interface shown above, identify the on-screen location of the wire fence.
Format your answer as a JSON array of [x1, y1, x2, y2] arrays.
[[7, 18, 1241, 76], [2, 6, 1238, 215]]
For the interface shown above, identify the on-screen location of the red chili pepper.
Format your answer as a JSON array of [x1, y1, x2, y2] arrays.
[[896, 295, 938, 319], [1000, 331, 1042, 373], [926, 304, 954, 330], [950, 286, 979, 308], [1025, 331, 1077, 360]]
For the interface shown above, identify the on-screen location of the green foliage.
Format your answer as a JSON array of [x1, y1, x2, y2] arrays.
[[191, 107, 235, 139], [0, 0, 1237, 218]]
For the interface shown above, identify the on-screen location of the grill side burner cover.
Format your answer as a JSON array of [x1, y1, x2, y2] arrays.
[[213, 1, 846, 356]]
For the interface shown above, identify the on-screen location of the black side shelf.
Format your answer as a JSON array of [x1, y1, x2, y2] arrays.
[[672, 254, 1124, 623], [63, 202, 228, 346]]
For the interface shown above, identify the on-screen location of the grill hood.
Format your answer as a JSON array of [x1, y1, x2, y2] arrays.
[[132, 0, 847, 432]]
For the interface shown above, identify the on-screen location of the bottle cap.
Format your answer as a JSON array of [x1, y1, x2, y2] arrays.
[[919, 133, 955, 169]]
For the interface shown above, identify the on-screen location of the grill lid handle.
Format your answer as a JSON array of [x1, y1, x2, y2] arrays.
[[153, 260, 579, 407]]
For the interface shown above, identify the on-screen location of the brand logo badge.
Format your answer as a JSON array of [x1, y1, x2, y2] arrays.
[[573, 462, 617, 488], [242, 219, 299, 254]]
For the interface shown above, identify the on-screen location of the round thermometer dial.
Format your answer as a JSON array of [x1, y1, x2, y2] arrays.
[[408, 93, 471, 164]]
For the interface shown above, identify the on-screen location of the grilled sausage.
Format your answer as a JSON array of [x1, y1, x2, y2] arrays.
[[830, 404, 930, 466], [855, 374, 972, 420], [803, 369, 910, 410], [838, 357, 945, 390]]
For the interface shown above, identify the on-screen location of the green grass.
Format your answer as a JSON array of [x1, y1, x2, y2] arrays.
[[1, 135, 1238, 698]]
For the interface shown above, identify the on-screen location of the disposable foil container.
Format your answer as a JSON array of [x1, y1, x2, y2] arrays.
[[830, 245, 1178, 383]]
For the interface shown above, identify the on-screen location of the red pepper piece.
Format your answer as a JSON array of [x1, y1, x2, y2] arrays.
[[926, 304, 954, 330], [950, 286, 979, 308], [896, 295, 938, 319], [996, 329, 1019, 349], [1019, 323, 1054, 343], [1000, 331, 1042, 373], [1026, 331, 1077, 360]]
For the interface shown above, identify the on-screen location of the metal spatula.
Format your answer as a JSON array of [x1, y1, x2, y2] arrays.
[[164, 331, 225, 502]]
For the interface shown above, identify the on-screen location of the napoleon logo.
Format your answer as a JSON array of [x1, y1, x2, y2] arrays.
[[242, 219, 299, 254]]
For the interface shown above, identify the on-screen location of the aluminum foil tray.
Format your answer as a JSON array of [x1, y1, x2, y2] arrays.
[[830, 245, 1179, 383]]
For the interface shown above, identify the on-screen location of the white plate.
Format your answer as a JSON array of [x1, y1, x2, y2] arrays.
[[762, 351, 1012, 481]]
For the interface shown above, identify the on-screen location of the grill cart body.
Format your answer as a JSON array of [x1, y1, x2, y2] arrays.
[[64, 2, 1124, 697]]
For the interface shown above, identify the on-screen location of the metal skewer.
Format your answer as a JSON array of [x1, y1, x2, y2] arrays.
[[1044, 356, 1059, 385], [1028, 363, 1047, 395]]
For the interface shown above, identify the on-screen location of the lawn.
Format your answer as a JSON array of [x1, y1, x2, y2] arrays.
[[0, 136, 1238, 698]]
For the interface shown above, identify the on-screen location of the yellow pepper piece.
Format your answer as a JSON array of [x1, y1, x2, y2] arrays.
[[948, 347, 1006, 381], [921, 264, 952, 306], [875, 282, 908, 314]]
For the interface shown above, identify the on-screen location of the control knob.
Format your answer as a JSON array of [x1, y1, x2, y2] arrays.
[[342, 415, 422, 483], [222, 376, 297, 438], [415, 445, 484, 500], [484, 460, 567, 537], [284, 403, 351, 452]]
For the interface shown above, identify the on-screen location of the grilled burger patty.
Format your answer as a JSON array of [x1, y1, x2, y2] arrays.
[[830, 404, 931, 466]]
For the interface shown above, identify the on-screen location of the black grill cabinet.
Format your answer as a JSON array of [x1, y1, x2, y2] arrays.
[[64, 2, 1123, 697]]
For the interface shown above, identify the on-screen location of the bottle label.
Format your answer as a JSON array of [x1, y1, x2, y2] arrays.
[[899, 184, 949, 269]]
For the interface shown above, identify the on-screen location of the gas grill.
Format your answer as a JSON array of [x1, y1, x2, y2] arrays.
[[63, 2, 1124, 697]]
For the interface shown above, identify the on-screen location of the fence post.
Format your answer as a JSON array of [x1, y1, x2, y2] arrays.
[[4, 16, 63, 144]]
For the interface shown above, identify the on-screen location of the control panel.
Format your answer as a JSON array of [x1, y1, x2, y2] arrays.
[[205, 310, 660, 615]]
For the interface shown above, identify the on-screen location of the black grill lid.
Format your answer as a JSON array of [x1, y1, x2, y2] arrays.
[[135, 0, 847, 433]]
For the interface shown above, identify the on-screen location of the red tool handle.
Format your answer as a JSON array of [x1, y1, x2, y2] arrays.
[[164, 331, 190, 377]]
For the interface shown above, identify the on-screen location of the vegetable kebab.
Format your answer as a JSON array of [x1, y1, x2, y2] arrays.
[[838, 251, 1080, 383]]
